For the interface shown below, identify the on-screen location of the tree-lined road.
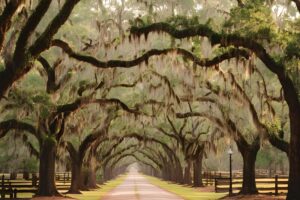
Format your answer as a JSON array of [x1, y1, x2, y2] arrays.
[[102, 171, 183, 200]]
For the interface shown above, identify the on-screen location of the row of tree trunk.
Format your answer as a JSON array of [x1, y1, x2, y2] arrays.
[[143, 149, 204, 188]]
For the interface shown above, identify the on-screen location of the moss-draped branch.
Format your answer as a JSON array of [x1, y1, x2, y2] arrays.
[[0, 0, 24, 53], [52, 39, 249, 69], [0, 119, 38, 138]]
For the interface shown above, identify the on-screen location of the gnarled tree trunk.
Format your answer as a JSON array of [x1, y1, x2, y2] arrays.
[[287, 109, 300, 200], [68, 160, 83, 194], [235, 136, 260, 195], [86, 169, 98, 189], [36, 138, 59, 196], [175, 161, 184, 184], [193, 150, 204, 187], [84, 155, 98, 189], [240, 146, 259, 194], [183, 160, 192, 185]]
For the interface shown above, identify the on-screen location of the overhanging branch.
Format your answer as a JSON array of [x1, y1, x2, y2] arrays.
[[0, 119, 38, 139], [56, 98, 139, 116], [0, 0, 24, 53], [52, 39, 249, 69]]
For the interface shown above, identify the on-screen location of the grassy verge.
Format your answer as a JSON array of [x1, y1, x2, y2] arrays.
[[145, 176, 226, 200], [68, 175, 127, 200]]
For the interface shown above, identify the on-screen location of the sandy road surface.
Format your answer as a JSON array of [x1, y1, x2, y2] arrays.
[[102, 172, 183, 200]]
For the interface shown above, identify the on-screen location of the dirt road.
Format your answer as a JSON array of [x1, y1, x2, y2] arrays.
[[102, 172, 183, 200]]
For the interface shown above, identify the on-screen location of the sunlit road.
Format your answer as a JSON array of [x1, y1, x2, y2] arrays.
[[102, 171, 183, 200]]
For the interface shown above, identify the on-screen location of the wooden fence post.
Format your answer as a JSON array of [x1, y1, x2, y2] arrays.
[[9, 183, 13, 199], [275, 175, 278, 196], [1, 175, 4, 187], [215, 178, 218, 192], [13, 189, 17, 199], [1, 176, 3, 198], [206, 172, 209, 186], [32, 174, 37, 187]]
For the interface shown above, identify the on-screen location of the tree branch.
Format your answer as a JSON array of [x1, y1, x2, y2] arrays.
[[13, 0, 52, 59], [52, 39, 249, 69], [130, 22, 300, 114], [37, 56, 66, 94], [56, 97, 139, 116], [268, 132, 289, 155], [78, 114, 114, 160], [0, 0, 24, 53], [130, 23, 284, 75], [22, 134, 39, 158], [0, 119, 38, 139], [156, 127, 179, 141], [29, 0, 80, 56]]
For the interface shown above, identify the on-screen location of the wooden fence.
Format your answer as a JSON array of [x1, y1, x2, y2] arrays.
[[214, 175, 288, 195], [0, 172, 71, 199]]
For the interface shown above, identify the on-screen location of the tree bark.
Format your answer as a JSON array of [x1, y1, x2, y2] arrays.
[[175, 161, 184, 184], [274, 77, 300, 200], [36, 138, 59, 196], [85, 167, 98, 189], [183, 160, 192, 185], [84, 155, 99, 189], [240, 146, 259, 194], [68, 161, 83, 194], [287, 109, 300, 200], [193, 151, 204, 187]]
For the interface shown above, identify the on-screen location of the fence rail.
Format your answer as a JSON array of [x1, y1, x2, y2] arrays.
[[0, 172, 71, 199], [214, 175, 288, 195]]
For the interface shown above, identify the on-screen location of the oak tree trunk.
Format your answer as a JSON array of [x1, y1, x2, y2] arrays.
[[277, 65, 300, 199], [287, 109, 300, 200], [85, 167, 98, 189], [184, 160, 192, 185], [175, 161, 184, 184], [193, 151, 204, 187], [240, 147, 259, 194], [68, 161, 82, 194], [36, 138, 59, 196]]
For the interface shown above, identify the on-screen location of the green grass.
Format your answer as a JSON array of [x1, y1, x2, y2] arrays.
[[145, 176, 226, 200], [68, 175, 126, 200]]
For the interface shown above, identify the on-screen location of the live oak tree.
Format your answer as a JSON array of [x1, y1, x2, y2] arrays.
[[127, 1, 300, 198], [0, 1, 299, 199]]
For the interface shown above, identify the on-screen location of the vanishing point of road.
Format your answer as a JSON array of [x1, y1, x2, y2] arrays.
[[102, 171, 183, 200]]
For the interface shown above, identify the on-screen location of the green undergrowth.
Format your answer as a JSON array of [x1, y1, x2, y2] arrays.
[[145, 175, 226, 200], [68, 174, 126, 200]]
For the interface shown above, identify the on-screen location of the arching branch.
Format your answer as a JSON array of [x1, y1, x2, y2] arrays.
[[56, 97, 139, 116], [136, 150, 163, 169], [78, 114, 114, 161], [0, 0, 24, 53], [29, 0, 80, 56], [103, 144, 140, 166], [37, 56, 70, 94], [130, 22, 300, 114], [156, 127, 178, 141], [52, 39, 249, 69], [0, 119, 38, 139], [130, 23, 286, 77], [13, 0, 52, 59], [22, 134, 39, 158]]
